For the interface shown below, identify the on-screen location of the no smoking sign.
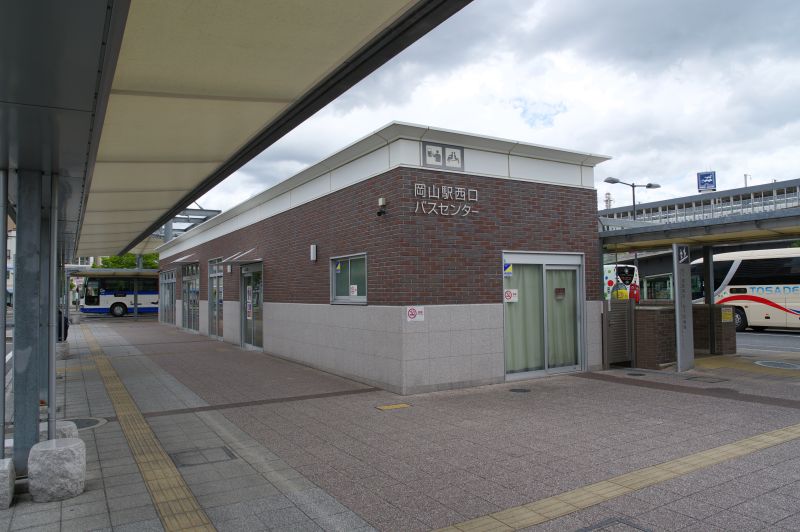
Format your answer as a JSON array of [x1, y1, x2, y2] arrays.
[[504, 288, 519, 303], [406, 306, 425, 322]]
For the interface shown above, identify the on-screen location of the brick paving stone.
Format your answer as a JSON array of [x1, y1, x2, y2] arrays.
[[703, 508, 771, 531], [40, 320, 800, 532]]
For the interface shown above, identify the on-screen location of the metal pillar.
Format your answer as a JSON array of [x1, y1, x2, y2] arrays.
[[38, 176, 52, 407], [702, 246, 716, 354], [14, 171, 44, 473], [0, 171, 7, 459], [48, 174, 58, 439], [134, 255, 142, 319]]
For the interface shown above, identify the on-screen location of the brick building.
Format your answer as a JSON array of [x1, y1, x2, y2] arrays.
[[157, 123, 609, 394]]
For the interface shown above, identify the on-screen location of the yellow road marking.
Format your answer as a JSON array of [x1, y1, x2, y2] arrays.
[[439, 420, 800, 531], [82, 325, 215, 532], [376, 403, 411, 411]]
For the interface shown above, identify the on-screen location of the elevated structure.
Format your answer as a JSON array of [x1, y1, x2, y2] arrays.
[[599, 179, 800, 252]]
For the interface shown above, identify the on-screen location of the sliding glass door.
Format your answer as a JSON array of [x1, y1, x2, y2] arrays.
[[503, 253, 583, 377]]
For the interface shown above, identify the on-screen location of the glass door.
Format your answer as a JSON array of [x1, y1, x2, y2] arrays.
[[181, 264, 199, 331], [545, 267, 580, 371], [209, 259, 223, 338], [241, 264, 263, 349], [504, 264, 545, 373], [503, 254, 583, 377]]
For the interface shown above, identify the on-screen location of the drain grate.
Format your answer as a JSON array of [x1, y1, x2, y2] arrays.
[[63, 417, 107, 431], [755, 360, 800, 370], [170, 445, 237, 468], [509, 388, 531, 393], [686, 376, 729, 383], [627, 372, 646, 377]]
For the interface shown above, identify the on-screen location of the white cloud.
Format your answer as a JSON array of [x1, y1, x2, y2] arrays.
[[199, 0, 800, 212]]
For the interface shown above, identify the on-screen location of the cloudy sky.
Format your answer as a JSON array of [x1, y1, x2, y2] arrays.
[[198, 0, 800, 212]]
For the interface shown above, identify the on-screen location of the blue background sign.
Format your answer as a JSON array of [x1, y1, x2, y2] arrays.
[[697, 171, 716, 191]]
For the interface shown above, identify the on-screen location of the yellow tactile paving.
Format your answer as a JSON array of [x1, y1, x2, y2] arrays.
[[437, 420, 800, 531], [82, 326, 215, 532]]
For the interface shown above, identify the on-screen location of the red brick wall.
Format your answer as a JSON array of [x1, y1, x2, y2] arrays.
[[159, 167, 601, 305]]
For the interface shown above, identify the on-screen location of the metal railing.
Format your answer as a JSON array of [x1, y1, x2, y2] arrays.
[[599, 178, 800, 229]]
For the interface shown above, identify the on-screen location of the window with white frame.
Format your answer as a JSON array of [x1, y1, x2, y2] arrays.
[[331, 254, 367, 303]]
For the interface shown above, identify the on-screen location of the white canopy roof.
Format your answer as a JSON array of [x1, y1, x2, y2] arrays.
[[75, 0, 471, 257]]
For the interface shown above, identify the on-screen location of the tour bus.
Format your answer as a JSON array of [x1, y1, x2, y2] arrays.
[[603, 264, 640, 302], [79, 272, 159, 317], [691, 248, 800, 332]]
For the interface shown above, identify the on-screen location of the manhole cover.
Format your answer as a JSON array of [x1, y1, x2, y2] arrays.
[[509, 388, 531, 393], [755, 360, 800, 370], [63, 417, 107, 430], [627, 372, 646, 377], [171, 446, 237, 468]]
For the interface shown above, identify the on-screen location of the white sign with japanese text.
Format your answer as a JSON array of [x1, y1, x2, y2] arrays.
[[406, 306, 425, 322], [503, 289, 519, 303], [413, 183, 478, 217]]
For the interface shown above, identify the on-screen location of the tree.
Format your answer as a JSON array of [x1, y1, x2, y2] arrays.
[[93, 253, 159, 269]]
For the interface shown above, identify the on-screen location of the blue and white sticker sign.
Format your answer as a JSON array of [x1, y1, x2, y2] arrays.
[[697, 171, 716, 192], [503, 263, 513, 277], [335, 262, 341, 274]]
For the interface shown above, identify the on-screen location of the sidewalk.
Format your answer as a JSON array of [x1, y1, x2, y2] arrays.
[[2, 320, 799, 531]]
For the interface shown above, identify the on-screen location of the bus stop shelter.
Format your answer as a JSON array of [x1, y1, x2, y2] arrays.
[[0, 0, 471, 474]]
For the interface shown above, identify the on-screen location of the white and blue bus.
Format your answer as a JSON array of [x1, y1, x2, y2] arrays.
[[79, 273, 159, 317]]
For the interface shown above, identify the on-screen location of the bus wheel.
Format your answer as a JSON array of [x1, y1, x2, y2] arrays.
[[734, 308, 747, 332], [110, 303, 127, 317]]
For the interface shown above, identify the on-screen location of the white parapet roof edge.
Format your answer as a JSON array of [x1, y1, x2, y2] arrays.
[[158, 121, 611, 257]]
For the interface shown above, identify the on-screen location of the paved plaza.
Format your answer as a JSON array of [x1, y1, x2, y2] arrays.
[[3, 319, 800, 531]]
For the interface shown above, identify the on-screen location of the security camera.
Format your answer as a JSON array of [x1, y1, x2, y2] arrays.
[[377, 197, 386, 216]]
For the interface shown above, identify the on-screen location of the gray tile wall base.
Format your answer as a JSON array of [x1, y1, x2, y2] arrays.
[[262, 303, 505, 395], [198, 300, 209, 335], [222, 300, 241, 345], [175, 299, 183, 329]]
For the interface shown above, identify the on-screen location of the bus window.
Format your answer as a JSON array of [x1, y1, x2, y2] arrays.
[[101, 278, 132, 296], [140, 278, 158, 293], [730, 257, 800, 285], [85, 279, 100, 306], [690, 260, 734, 299]]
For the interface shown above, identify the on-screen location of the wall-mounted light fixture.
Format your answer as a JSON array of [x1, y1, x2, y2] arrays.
[[310, 244, 317, 262], [377, 197, 387, 216]]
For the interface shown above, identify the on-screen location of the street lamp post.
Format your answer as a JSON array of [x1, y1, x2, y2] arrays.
[[603, 177, 661, 220], [604, 177, 661, 301]]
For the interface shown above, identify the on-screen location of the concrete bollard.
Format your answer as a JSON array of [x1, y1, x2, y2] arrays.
[[39, 420, 79, 441], [28, 438, 86, 502], [0, 459, 14, 508]]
